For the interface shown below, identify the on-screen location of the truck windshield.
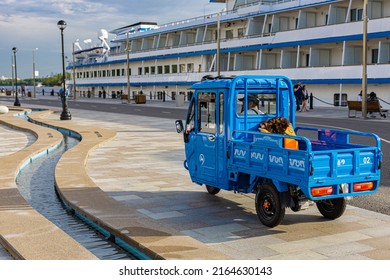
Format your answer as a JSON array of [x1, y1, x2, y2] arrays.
[[237, 92, 276, 116]]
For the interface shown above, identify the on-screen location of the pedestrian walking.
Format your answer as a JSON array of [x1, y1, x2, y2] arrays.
[[293, 81, 304, 111], [300, 85, 309, 112]]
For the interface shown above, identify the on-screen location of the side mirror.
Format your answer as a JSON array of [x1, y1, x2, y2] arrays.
[[175, 120, 184, 133]]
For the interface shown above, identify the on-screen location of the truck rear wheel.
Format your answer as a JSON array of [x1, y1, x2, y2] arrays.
[[316, 198, 346, 220], [206, 185, 220, 195], [255, 183, 285, 228]]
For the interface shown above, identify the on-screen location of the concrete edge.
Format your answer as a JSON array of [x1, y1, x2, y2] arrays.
[[28, 110, 231, 260], [0, 108, 98, 260]]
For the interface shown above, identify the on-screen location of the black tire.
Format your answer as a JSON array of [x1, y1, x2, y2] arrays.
[[255, 183, 285, 227], [206, 185, 220, 195], [316, 198, 346, 220]]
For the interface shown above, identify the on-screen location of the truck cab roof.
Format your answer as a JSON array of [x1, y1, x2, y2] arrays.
[[191, 75, 290, 92]]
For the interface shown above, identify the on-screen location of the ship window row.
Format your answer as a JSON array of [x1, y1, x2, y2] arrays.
[[76, 63, 195, 79], [76, 39, 388, 79], [76, 37, 390, 79], [111, 2, 386, 56], [205, 45, 385, 71], [77, 69, 126, 79]]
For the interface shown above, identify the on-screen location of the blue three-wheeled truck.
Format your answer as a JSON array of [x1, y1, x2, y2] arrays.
[[175, 75, 382, 227]]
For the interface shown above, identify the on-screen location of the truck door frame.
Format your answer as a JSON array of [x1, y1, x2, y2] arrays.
[[184, 90, 226, 187]]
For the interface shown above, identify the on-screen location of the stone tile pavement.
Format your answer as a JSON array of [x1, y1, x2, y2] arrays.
[[0, 100, 390, 260]]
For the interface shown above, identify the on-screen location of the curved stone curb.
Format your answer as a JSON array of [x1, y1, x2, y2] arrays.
[[29, 111, 230, 260], [0, 108, 97, 260]]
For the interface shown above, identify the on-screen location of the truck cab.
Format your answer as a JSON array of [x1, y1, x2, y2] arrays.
[[176, 75, 381, 227]]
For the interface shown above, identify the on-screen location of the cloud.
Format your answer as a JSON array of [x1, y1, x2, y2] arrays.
[[51, 0, 115, 16], [0, 14, 12, 23]]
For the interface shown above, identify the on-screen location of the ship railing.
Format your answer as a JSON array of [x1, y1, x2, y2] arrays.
[[112, 0, 334, 44], [139, 0, 297, 32], [233, 0, 337, 11], [233, 0, 297, 10], [109, 32, 275, 57], [115, 13, 390, 57], [157, 12, 222, 30], [78, 13, 390, 62]]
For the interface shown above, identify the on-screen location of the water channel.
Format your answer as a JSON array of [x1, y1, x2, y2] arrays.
[[14, 118, 138, 260]]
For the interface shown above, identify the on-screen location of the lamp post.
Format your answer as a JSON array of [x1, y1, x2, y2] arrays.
[[57, 20, 71, 120], [126, 31, 131, 103], [216, 8, 226, 77], [72, 41, 76, 100], [12, 47, 20, 106], [216, 12, 221, 77], [362, 0, 368, 119], [11, 55, 14, 95], [32, 48, 38, 98]]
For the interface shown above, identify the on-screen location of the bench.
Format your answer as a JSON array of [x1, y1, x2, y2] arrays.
[[347, 100, 388, 118]]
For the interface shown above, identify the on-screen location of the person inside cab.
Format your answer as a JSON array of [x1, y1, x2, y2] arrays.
[[239, 95, 264, 115]]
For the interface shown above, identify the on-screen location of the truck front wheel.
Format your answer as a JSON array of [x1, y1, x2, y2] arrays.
[[316, 198, 346, 220], [255, 183, 285, 228], [206, 185, 220, 195]]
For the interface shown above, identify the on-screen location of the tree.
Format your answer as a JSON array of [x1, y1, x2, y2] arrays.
[[0, 73, 71, 87]]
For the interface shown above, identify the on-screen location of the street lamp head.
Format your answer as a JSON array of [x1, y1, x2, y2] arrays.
[[57, 20, 67, 30], [12, 47, 17, 53]]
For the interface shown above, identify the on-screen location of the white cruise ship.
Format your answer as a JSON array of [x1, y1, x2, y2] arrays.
[[68, 0, 390, 107]]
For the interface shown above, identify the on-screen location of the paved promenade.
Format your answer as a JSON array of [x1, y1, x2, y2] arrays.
[[0, 96, 390, 260]]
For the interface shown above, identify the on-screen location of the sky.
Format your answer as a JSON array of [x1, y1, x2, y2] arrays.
[[0, 0, 225, 79]]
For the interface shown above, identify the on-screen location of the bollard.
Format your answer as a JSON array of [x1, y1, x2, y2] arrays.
[[309, 92, 313, 110]]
